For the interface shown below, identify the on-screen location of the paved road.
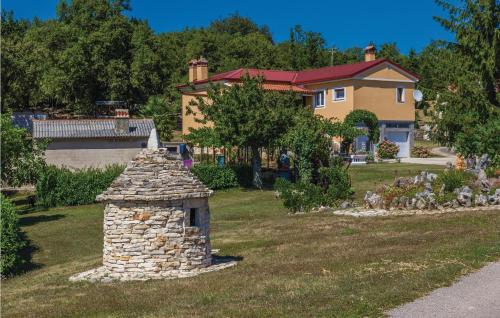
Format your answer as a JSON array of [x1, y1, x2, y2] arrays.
[[387, 262, 500, 318]]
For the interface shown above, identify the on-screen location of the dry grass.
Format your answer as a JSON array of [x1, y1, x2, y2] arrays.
[[2, 164, 500, 317]]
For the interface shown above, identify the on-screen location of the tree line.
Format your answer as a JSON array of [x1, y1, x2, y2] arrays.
[[1, 0, 498, 164], [2, 0, 437, 115]]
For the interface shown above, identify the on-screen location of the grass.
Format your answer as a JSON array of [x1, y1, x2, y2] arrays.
[[3, 163, 500, 317], [349, 163, 442, 202]]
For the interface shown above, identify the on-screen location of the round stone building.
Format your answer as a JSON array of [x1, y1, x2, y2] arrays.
[[70, 149, 234, 282]]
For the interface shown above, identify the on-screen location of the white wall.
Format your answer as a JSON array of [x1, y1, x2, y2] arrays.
[[44, 138, 147, 169]]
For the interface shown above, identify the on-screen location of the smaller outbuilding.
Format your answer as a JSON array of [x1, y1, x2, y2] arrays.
[[70, 148, 236, 282], [31, 109, 158, 169]]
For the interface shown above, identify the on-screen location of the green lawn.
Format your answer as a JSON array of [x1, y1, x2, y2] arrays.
[[3, 164, 500, 317]]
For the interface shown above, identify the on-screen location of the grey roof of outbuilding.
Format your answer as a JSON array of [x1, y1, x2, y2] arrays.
[[96, 149, 212, 202], [32, 119, 155, 139]]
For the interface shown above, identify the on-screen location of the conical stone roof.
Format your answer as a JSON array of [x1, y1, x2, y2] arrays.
[[96, 149, 212, 202]]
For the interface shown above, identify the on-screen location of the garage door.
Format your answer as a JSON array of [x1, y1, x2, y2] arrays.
[[385, 132, 409, 158]]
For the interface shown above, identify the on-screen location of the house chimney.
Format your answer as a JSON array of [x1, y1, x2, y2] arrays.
[[188, 57, 208, 82], [195, 57, 208, 81], [114, 108, 129, 134], [364, 45, 376, 62], [188, 59, 198, 82]]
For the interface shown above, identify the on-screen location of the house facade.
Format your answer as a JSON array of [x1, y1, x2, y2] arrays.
[[32, 110, 158, 169], [178, 46, 419, 157]]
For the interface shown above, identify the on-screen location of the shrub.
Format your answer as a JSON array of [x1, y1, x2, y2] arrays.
[[319, 165, 352, 204], [379, 183, 422, 205], [1, 113, 47, 186], [377, 140, 400, 159], [435, 170, 474, 193], [190, 164, 238, 190], [366, 152, 375, 162], [412, 146, 431, 158], [274, 178, 324, 212], [36, 165, 124, 207], [275, 160, 353, 212], [230, 164, 253, 187], [485, 164, 500, 178], [1, 195, 27, 276]]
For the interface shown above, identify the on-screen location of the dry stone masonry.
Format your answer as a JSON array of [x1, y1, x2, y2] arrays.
[[70, 149, 236, 283], [308, 165, 499, 218]]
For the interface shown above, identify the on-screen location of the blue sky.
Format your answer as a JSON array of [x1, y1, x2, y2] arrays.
[[3, 0, 455, 54]]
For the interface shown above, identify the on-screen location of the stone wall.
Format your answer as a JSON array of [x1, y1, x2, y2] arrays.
[[102, 198, 211, 280]]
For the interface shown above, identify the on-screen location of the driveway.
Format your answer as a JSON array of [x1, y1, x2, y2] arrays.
[[400, 157, 453, 165], [387, 261, 500, 318], [400, 147, 455, 166]]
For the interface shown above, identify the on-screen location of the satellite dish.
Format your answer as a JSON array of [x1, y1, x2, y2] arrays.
[[413, 90, 423, 102]]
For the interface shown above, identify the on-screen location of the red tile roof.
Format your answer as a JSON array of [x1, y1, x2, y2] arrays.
[[261, 83, 314, 94], [293, 58, 385, 83], [207, 68, 297, 83], [178, 58, 419, 90]]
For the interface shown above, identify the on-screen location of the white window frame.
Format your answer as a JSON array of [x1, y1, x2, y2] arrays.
[[313, 89, 326, 108], [332, 87, 346, 102], [396, 87, 405, 103]]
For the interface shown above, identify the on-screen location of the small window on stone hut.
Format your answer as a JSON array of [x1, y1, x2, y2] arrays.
[[189, 208, 199, 227]]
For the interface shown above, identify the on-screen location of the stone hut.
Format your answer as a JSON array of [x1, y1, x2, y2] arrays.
[[70, 149, 236, 282]]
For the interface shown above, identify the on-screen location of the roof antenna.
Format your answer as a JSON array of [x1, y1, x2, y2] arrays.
[[330, 47, 335, 66]]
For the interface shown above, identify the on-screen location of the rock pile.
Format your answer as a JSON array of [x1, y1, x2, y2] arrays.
[[362, 169, 499, 212]]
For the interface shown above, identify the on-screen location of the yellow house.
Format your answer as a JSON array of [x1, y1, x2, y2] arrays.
[[178, 46, 420, 157]]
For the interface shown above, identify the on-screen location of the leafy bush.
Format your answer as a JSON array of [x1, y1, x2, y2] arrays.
[[230, 164, 253, 187], [1, 195, 27, 276], [377, 140, 400, 159], [436, 192, 457, 204], [36, 165, 124, 207], [319, 165, 352, 203], [379, 183, 422, 205], [435, 170, 474, 193], [275, 161, 353, 212], [274, 178, 324, 212], [485, 164, 500, 178], [190, 164, 238, 190], [412, 146, 431, 158], [1, 113, 47, 186]]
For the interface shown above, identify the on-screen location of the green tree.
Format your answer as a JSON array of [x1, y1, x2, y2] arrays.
[[188, 75, 302, 188], [139, 96, 179, 141], [414, 41, 456, 101], [378, 42, 406, 65], [1, 113, 46, 186], [221, 32, 276, 70], [209, 13, 273, 43], [281, 110, 331, 183], [0, 11, 32, 112], [435, 0, 499, 107], [432, 0, 499, 162]]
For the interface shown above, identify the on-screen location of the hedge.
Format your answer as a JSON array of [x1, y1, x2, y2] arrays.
[[1, 195, 27, 276], [36, 165, 124, 207], [190, 164, 238, 190]]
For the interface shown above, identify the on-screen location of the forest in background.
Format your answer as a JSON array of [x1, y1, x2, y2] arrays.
[[1, 0, 452, 116]]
